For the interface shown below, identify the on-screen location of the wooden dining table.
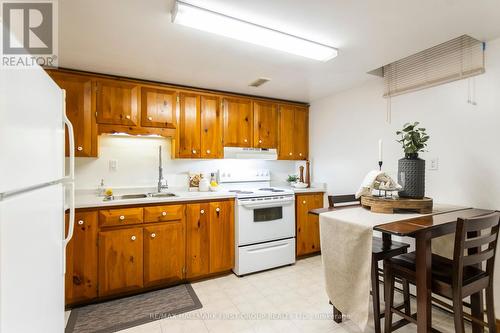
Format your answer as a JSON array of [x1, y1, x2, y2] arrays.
[[310, 206, 494, 333]]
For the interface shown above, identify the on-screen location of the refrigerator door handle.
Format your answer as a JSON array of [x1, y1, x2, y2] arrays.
[[62, 90, 75, 182], [63, 181, 75, 250]]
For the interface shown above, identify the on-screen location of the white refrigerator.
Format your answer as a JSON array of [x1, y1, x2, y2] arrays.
[[0, 65, 75, 332]]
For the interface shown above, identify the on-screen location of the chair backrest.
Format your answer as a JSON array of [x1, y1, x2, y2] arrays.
[[328, 194, 361, 208], [453, 212, 500, 287]]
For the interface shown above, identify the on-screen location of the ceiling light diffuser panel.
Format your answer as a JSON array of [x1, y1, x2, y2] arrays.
[[171, 1, 338, 62]]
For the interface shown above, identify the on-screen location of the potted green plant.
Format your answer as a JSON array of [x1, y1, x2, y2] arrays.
[[287, 174, 298, 185], [396, 122, 429, 199]]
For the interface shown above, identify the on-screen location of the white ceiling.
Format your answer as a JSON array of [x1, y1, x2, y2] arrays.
[[59, 0, 500, 103]]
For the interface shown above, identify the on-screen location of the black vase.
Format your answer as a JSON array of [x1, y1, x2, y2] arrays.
[[398, 153, 425, 199]]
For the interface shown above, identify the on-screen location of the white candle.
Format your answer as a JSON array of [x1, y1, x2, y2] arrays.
[[378, 139, 383, 162]]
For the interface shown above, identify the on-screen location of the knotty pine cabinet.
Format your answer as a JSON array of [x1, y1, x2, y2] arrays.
[[186, 200, 234, 278], [223, 97, 253, 147], [175, 93, 222, 158], [296, 193, 324, 256], [47, 71, 98, 157], [65, 211, 98, 305], [140, 87, 177, 128], [253, 101, 278, 149], [278, 105, 309, 160], [95, 79, 140, 126], [98, 227, 144, 297]]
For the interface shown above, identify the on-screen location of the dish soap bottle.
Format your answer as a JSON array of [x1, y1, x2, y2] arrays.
[[199, 173, 210, 192]]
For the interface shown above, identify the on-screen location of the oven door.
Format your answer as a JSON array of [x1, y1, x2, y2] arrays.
[[236, 195, 295, 246]]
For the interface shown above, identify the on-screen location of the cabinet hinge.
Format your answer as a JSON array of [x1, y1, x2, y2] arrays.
[[182, 266, 186, 274], [95, 111, 98, 119], [176, 95, 180, 103]]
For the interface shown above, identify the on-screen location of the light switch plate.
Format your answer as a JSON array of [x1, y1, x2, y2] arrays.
[[109, 160, 117, 172], [429, 158, 439, 170]]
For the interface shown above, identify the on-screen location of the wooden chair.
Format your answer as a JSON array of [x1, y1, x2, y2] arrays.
[[384, 212, 500, 333], [328, 195, 411, 333]]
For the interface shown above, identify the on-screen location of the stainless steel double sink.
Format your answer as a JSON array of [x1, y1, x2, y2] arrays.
[[103, 192, 176, 201]]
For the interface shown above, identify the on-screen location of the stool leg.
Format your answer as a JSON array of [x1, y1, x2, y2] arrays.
[[371, 260, 381, 333], [402, 279, 411, 316], [384, 261, 395, 333], [486, 285, 497, 333]]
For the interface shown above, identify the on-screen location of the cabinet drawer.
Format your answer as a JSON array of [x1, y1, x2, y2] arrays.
[[99, 208, 143, 227], [144, 205, 184, 223]]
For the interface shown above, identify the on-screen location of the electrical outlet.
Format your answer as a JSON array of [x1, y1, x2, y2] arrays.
[[429, 158, 439, 170], [109, 160, 117, 172]]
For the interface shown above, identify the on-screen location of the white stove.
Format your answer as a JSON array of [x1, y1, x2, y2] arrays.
[[219, 170, 296, 276]]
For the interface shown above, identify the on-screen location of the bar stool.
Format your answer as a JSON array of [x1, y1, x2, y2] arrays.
[[328, 195, 411, 333], [384, 212, 500, 333]]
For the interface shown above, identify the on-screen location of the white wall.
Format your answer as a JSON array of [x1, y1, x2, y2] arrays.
[[74, 135, 297, 190], [310, 37, 500, 317]]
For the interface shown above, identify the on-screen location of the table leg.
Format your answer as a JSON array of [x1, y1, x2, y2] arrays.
[[382, 232, 392, 247], [415, 230, 432, 333]]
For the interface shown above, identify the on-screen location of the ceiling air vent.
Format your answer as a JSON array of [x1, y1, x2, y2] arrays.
[[249, 77, 271, 87]]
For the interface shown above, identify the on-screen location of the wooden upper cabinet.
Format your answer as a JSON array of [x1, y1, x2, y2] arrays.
[[144, 221, 185, 287], [278, 105, 309, 160], [141, 87, 177, 128], [65, 211, 98, 305], [177, 92, 201, 158], [278, 105, 296, 159], [293, 106, 309, 160], [209, 200, 234, 273], [200, 95, 222, 158], [296, 193, 323, 256], [223, 97, 253, 147], [186, 203, 210, 278], [98, 227, 143, 296], [48, 71, 97, 157], [253, 101, 278, 149], [96, 79, 140, 126]]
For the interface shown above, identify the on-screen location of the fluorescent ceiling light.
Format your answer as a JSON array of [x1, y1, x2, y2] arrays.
[[171, 1, 338, 62]]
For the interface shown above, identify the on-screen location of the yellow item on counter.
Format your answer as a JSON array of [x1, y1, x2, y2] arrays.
[[210, 181, 218, 187], [105, 188, 113, 197]]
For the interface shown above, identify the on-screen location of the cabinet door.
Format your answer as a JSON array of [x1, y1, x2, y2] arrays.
[[96, 79, 139, 126], [144, 221, 185, 287], [278, 105, 295, 160], [65, 211, 98, 305], [177, 93, 201, 158], [209, 200, 234, 273], [98, 228, 143, 296], [141, 87, 176, 128], [253, 101, 278, 149], [223, 98, 253, 147], [49, 72, 97, 157], [200, 95, 222, 158], [186, 203, 210, 278], [294, 106, 309, 160], [296, 194, 323, 256]]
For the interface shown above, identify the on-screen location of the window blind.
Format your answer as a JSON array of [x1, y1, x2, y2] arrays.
[[382, 35, 485, 98]]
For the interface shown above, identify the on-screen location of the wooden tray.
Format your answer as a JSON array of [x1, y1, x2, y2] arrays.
[[361, 195, 433, 214]]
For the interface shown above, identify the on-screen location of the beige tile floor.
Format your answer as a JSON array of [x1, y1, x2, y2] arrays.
[[66, 255, 470, 333]]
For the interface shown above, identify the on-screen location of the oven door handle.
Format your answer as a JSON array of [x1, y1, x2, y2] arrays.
[[239, 198, 295, 208]]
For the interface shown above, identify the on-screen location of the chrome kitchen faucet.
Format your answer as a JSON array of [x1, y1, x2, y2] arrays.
[[157, 145, 168, 192]]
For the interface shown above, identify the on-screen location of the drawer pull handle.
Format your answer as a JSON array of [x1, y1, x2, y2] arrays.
[[125, 115, 131, 120], [77, 220, 84, 225], [258, 139, 262, 143], [215, 207, 220, 213], [77, 146, 83, 151], [206, 149, 210, 154], [302, 200, 306, 204], [200, 209, 205, 214], [151, 233, 156, 238], [192, 149, 197, 154], [119, 215, 125, 221], [131, 235, 136, 241], [244, 139, 248, 143], [289, 152, 293, 156], [148, 116, 153, 121]]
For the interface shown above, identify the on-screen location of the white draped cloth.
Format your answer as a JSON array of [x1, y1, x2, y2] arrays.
[[319, 204, 460, 330]]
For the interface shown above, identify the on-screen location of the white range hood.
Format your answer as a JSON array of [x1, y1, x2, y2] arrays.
[[223, 147, 277, 160]]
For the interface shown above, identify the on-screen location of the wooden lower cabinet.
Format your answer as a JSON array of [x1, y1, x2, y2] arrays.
[[209, 201, 234, 273], [296, 193, 324, 256], [186, 203, 210, 278], [144, 222, 185, 287], [98, 227, 144, 297], [65, 211, 98, 305]]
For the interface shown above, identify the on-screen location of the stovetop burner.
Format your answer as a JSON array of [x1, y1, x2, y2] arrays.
[[258, 188, 285, 193]]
